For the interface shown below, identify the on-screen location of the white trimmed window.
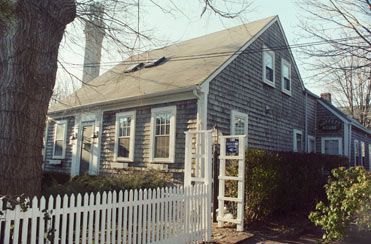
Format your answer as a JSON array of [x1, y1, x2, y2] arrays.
[[230, 110, 248, 136], [308, 135, 316, 153], [150, 106, 176, 163], [321, 137, 342, 155], [114, 111, 136, 162], [262, 46, 275, 87], [281, 59, 291, 95], [53, 120, 67, 159], [354, 140, 360, 165], [293, 129, 303, 152]]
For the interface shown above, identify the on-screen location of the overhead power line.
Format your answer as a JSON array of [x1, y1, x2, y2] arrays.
[[57, 34, 370, 68]]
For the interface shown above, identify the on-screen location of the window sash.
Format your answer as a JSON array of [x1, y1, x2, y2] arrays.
[[281, 60, 291, 93], [321, 137, 342, 155], [150, 106, 176, 162], [293, 129, 303, 152], [115, 112, 136, 161], [262, 47, 275, 85], [53, 121, 67, 158]]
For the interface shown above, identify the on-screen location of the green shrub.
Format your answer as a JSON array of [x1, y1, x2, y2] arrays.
[[42, 170, 174, 197], [309, 167, 371, 242], [225, 149, 347, 224]]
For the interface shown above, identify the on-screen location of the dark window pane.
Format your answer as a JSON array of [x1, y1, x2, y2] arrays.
[[265, 66, 273, 81], [155, 136, 169, 158], [118, 138, 130, 158], [296, 134, 302, 152], [284, 77, 290, 90], [54, 140, 63, 156]]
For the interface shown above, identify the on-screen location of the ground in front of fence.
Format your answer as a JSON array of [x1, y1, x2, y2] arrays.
[[211, 211, 322, 244]]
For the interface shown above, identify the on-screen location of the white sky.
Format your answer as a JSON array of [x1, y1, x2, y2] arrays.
[[57, 0, 325, 96]]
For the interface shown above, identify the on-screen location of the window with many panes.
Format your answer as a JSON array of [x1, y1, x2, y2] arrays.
[[150, 106, 176, 163], [230, 110, 248, 136], [262, 46, 275, 86], [293, 129, 303, 152], [281, 59, 291, 95], [53, 120, 67, 159], [321, 137, 342, 155], [115, 111, 136, 162]]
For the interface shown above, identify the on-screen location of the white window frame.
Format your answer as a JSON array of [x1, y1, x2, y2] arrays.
[[114, 111, 136, 162], [308, 135, 316, 153], [150, 106, 176, 163], [321, 137, 343, 155], [262, 45, 275, 87], [230, 110, 249, 136], [281, 58, 292, 96], [293, 129, 303, 152], [52, 120, 68, 159]]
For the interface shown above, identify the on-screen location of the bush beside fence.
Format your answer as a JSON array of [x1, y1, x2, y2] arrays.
[[226, 149, 348, 224]]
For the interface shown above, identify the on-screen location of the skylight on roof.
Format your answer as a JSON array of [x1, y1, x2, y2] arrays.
[[124, 62, 144, 73], [144, 56, 167, 68], [123, 57, 167, 73]]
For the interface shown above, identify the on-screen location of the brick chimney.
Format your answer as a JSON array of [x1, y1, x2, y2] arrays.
[[82, 3, 105, 83], [320, 93, 332, 103]]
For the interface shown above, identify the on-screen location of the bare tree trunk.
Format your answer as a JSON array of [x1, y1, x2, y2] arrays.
[[0, 0, 76, 197]]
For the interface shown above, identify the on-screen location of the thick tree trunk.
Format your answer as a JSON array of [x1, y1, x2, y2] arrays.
[[0, 0, 76, 197]]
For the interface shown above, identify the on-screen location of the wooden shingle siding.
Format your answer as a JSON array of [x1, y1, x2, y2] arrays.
[[44, 116, 75, 174], [100, 100, 198, 172], [207, 22, 305, 151], [350, 127, 370, 168], [306, 95, 317, 138], [315, 103, 344, 153]]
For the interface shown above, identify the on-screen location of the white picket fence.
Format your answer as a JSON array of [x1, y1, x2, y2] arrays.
[[0, 184, 210, 244]]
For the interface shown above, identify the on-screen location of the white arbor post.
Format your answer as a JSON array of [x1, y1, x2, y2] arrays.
[[184, 130, 213, 241], [218, 135, 246, 231]]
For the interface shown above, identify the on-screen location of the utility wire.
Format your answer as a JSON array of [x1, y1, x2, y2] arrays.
[[57, 34, 370, 68]]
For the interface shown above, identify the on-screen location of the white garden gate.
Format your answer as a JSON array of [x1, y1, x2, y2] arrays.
[[217, 135, 246, 231], [184, 130, 213, 241]]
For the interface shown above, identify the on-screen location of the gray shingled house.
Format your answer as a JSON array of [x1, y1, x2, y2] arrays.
[[44, 16, 371, 177]]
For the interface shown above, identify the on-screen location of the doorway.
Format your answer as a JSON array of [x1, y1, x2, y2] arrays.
[[79, 124, 94, 175]]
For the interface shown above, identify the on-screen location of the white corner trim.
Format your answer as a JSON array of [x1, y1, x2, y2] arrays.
[[262, 45, 276, 87], [114, 111, 136, 163], [196, 84, 209, 130], [321, 137, 343, 155], [150, 105, 177, 163], [281, 58, 292, 96], [293, 129, 303, 152], [52, 119, 68, 159]]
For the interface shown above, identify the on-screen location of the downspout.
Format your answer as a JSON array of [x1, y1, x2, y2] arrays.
[[194, 84, 209, 130], [193, 86, 203, 130], [304, 91, 308, 152]]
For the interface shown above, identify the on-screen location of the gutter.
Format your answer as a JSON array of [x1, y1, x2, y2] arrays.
[[48, 85, 199, 116]]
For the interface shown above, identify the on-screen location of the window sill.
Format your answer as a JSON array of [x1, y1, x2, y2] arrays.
[[262, 79, 275, 88], [111, 162, 129, 169], [151, 157, 174, 164], [49, 159, 62, 165], [115, 157, 134, 163], [281, 89, 292, 96], [52, 156, 65, 160]]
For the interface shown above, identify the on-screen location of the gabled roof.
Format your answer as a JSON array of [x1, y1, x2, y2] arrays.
[[49, 16, 278, 113], [306, 90, 370, 134]]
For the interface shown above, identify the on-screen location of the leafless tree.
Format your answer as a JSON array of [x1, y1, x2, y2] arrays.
[[0, 0, 252, 196], [296, 0, 371, 127]]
